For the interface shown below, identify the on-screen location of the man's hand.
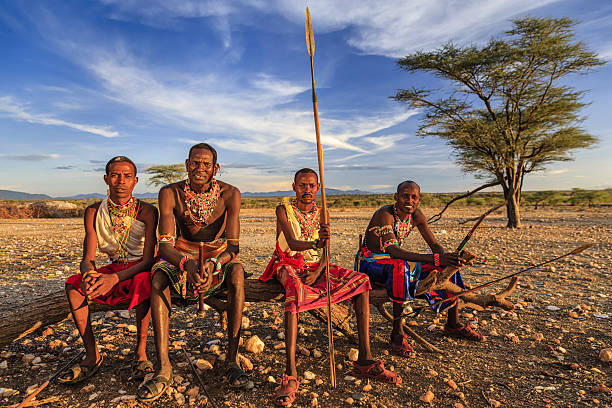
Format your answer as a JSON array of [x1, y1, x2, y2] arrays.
[[85, 272, 119, 300], [317, 223, 330, 247], [303, 268, 323, 286], [185, 259, 213, 293], [440, 252, 467, 267]]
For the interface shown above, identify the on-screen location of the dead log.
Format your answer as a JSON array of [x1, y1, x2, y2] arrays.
[[0, 279, 390, 348]]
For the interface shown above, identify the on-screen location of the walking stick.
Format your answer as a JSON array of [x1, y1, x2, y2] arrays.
[[182, 347, 216, 408], [16, 350, 84, 408], [198, 242, 206, 316], [305, 7, 336, 388]]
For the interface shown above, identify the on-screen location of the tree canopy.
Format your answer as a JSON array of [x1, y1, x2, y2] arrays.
[[394, 17, 604, 227], [145, 164, 186, 187]]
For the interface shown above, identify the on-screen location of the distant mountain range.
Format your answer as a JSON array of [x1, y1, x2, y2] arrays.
[[0, 188, 375, 201]]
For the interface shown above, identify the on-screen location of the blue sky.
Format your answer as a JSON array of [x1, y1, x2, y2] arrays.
[[0, 0, 611, 196]]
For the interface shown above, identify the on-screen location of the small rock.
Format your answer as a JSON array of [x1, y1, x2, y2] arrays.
[[446, 379, 458, 389], [126, 325, 137, 333], [426, 370, 438, 377], [299, 347, 310, 357], [242, 316, 250, 330], [105, 311, 115, 318], [533, 332, 544, 342], [568, 311, 580, 319], [352, 392, 365, 401], [49, 339, 62, 349], [313, 349, 322, 358], [344, 375, 356, 382], [267, 376, 276, 383], [488, 398, 502, 407], [174, 392, 185, 405], [546, 305, 560, 311], [42, 328, 54, 337], [31, 356, 42, 365], [599, 348, 612, 362], [195, 359, 213, 370], [347, 348, 359, 362], [185, 386, 199, 397], [119, 310, 131, 319], [22, 354, 36, 364], [26, 384, 39, 395], [454, 404, 465, 408], [245, 336, 265, 354], [420, 390, 434, 403], [81, 384, 95, 393], [88, 391, 99, 401], [121, 348, 131, 356], [238, 354, 253, 371], [0, 388, 19, 397], [345, 397, 355, 405], [362, 383, 372, 392], [0, 361, 7, 369]]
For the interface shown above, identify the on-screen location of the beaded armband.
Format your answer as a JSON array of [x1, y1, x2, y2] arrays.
[[179, 255, 193, 272], [159, 234, 175, 244], [368, 225, 394, 237], [381, 238, 399, 252], [207, 257, 222, 272], [434, 253, 440, 267]]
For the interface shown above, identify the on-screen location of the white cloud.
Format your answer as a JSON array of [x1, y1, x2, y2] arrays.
[[99, 0, 560, 57], [0, 96, 118, 138]]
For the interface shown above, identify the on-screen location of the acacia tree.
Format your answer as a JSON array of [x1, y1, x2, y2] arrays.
[[394, 17, 603, 227], [145, 164, 186, 187]]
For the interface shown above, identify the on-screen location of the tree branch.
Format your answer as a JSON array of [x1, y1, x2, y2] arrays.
[[428, 180, 502, 223]]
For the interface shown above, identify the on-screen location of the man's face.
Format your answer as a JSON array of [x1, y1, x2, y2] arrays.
[[394, 183, 420, 215], [104, 162, 137, 200], [293, 173, 319, 205], [186, 148, 217, 184]]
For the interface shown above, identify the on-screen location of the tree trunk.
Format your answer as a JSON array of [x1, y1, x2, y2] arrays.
[[502, 169, 522, 228], [506, 191, 521, 228], [0, 279, 390, 348]]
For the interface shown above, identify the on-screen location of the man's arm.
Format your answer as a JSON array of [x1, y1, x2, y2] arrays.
[[276, 205, 326, 252], [80, 204, 99, 293], [219, 186, 241, 265], [85, 203, 159, 299]]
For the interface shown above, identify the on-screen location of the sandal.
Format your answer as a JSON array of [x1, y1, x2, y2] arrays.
[[352, 360, 402, 384], [58, 355, 103, 385], [129, 359, 154, 381], [137, 374, 173, 402], [274, 374, 299, 407], [389, 334, 417, 358], [444, 323, 486, 342], [225, 364, 249, 388]]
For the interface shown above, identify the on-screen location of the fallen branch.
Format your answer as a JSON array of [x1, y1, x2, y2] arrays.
[[428, 180, 501, 224]]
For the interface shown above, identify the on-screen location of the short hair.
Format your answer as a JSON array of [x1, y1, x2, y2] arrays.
[[188, 143, 217, 166], [397, 180, 420, 193], [294, 168, 318, 183], [106, 156, 137, 175]]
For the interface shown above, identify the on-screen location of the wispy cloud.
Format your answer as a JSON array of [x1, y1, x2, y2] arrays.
[[0, 153, 59, 161], [0, 96, 118, 138]]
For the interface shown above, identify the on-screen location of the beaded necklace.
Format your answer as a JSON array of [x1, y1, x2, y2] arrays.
[[184, 178, 220, 228], [393, 204, 412, 245], [107, 196, 140, 262], [290, 198, 319, 240]]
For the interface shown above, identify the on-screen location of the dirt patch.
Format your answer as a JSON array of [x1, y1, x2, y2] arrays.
[[0, 207, 610, 407]]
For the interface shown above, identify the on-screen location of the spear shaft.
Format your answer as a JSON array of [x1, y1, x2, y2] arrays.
[[305, 6, 336, 388]]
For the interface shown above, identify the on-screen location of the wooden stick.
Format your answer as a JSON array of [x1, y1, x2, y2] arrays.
[[16, 350, 84, 408], [9, 396, 60, 408], [306, 6, 336, 388], [198, 242, 205, 316]]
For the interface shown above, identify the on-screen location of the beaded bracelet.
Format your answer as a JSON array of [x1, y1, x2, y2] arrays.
[[434, 253, 440, 267], [179, 255, 193, 272], [381, 238, 399, 252], [207, 257, 222, 272], [82, 270, 95, 279], [159, 234, 175, 245]]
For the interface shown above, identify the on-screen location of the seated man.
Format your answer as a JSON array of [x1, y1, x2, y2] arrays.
[[138, 143, 247, 402], [357, 180, 517, 356], [260, 168, 401, 407], [61, 156, 158, 384]]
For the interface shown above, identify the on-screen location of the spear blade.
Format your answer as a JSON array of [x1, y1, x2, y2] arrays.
[[305, 7, 315, 57]]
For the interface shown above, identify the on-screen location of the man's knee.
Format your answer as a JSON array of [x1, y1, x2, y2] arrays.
[[227, 264, 245, 288], [151, 271, 169, 292]]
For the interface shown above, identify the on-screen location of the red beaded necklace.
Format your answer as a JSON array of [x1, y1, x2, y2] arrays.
[[290, 198, 319, 240], [184, 178, 220, 228], [393, 204, 412, 244]]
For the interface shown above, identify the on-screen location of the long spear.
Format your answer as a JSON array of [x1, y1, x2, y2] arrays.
[[305, 6, 336, 388], [431, 243, 595, 308]]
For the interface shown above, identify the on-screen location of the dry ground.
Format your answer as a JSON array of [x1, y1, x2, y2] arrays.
[[0, 206, 610, 408]]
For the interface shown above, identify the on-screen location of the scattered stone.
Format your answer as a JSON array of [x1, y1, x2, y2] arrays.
[[0, 361, 7, 369], [41, 327, 54, 337], [313, 349, 322, 358], [546, 305, 560, 311], [88, 391, 99, 401], [186, 386, 199, 397], [344, 397, 354, 405], [22, 354, 36, 364], [299, 347, 310, 356], [245, 335, 265, 354], [488, 329, 499, 337], [267, 376, 276, 383], [105, 311, 115, 318], [119, 310, 131, 319], [49, 339, 62, 349], [242, 316, 250, 330], [195, 359, 213, 370], [446, 379, 458, 389], [81, 384, 95, 393], [420, 390, 434, 403], [533, 332, 544, 342], [0, 388, 19, 397], [344, 375, 356, 382], [304, 371, 316, 380], [174, 392, 185, 405], [347, 348, 359, 362], [352, 392, 365, 401], [121, 348, 131, 356], [26, 384, 39, 394], [488, 398, 502, 407], [238, 354, 253, 371], [362, 383, 372, 392], [126, 324, 137, 333], [599, 348, 612, 362]]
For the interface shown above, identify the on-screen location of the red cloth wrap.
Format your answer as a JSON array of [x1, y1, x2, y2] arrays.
[[261, 243, 371, 313], [66, 260, 151, 310]]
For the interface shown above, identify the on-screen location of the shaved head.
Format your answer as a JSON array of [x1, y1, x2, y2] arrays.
[[397, 180, 420, 193]]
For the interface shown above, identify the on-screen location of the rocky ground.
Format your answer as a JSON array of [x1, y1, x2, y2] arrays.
[[0, 206, 610, 408]]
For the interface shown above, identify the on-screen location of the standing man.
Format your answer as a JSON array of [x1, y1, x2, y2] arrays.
[[358, 181, 517, 357], [61, 156, 158, 384], [261, 169, 401, 407], [138, 143, 247, 402]]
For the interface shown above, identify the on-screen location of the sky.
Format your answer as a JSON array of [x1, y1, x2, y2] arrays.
[[0, 0, 611, 196]]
